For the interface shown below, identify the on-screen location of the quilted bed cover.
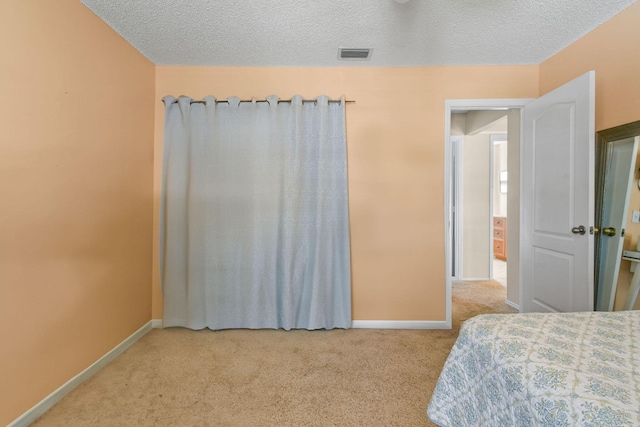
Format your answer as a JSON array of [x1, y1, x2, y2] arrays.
[[427, 310, 640, 426]]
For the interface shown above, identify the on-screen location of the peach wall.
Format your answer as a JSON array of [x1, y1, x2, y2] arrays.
[[153, 65, 538, 322], [461, 134, 492, 279], [0, 1, 155, 424], [539, 2, 640, 131]]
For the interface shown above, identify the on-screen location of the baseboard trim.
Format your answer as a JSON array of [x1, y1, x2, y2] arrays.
[[8, 321, 154, 427], [352, 320, 451, 330], [151, 319, 163, 328], [506, 300, 520, 311]]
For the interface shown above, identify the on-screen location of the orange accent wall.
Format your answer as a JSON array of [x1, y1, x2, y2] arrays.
[[153, 65, 538, 322], [0, 1, 155, 424], [539, 2, 640, 131]]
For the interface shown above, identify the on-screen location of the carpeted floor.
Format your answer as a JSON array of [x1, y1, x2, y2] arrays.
[[32, 280, 515, 426]]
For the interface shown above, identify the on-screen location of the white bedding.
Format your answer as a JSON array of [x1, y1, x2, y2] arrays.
[[427, 310, 640, 426]]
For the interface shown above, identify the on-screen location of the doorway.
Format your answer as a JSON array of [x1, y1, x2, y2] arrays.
[[450, 112, 508, 281], [445, 72, 596, 325], [450, 112, 509, 287], [444, 98, 532, 326]]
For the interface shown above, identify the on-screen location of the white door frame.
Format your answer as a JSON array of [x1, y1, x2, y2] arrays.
[[444, 98, 533, 327], [450, 135, 463, 280]]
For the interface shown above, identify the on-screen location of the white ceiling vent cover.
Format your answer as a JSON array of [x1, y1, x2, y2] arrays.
[[338, 48, 372, 60]]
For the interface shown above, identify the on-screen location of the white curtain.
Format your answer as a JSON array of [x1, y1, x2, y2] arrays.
[[160, 95, 351, 330]]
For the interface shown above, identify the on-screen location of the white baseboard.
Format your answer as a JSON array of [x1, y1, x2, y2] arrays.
[[506, 300, 520, 311], [151, 319, 163, 328], [8, 321, 154, 427], [461, 277, 491, 281], [352, 320, 451, 329]]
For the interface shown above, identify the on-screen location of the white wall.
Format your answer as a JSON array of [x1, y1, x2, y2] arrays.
[[462, 134, 492, 279], [465, 110, 507, 135], [451, 113, 466, 136]]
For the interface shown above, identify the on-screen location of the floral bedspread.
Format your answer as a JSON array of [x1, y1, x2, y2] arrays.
[[427, 311, 640, 426]]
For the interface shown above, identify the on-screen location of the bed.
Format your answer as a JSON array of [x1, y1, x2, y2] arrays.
[[427, 310, 640, 426]]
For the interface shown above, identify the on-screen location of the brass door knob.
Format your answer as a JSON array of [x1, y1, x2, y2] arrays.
[[602, 227, 616, 236]]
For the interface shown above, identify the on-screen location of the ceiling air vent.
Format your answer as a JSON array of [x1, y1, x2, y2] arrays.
[[338, 48, 372, 60]]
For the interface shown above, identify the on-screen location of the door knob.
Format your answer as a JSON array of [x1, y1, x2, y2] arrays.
[[571, 225, 586, 235], [602, 227, 617, 236]]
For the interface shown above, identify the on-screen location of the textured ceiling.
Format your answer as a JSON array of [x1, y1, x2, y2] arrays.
[[80, 0, 637, 67]]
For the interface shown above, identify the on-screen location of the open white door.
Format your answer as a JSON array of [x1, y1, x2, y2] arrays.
[[521, 71, 595, 313]]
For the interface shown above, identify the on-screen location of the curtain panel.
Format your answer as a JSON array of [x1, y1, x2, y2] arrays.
[[160, 95, 351, 330]]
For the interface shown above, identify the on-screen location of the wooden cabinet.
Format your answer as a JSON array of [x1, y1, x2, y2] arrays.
[[493, 217, 507, 261]]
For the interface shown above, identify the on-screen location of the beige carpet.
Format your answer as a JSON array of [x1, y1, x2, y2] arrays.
[[32, 281, 515, 427]]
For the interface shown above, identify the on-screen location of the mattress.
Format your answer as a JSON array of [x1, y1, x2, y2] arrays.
[[427, 310, 640, 426]]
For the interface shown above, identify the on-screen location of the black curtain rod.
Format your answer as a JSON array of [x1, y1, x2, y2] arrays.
[[166, 98, 354, 105]]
